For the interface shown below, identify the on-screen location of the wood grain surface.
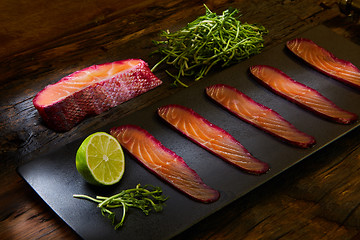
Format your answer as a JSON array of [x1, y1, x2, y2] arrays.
[[1, 0, 360, 239]]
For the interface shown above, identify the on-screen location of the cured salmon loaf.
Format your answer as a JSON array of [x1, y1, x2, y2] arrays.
[[110, 125, 220, 203], [206, 84, 315, 148], [250, 65, 358, 124], [287, 38, 360, 90], [33, 59, 162, 131], [157, 104, 269, 175]]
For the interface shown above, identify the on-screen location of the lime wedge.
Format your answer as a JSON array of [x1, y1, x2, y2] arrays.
[[76, 132, 125, 186]]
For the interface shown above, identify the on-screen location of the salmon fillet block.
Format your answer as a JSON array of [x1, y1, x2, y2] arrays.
[[33, 59, 162, 131]]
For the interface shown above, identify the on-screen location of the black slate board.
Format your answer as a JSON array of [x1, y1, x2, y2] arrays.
[[18, 25, 360, 240]]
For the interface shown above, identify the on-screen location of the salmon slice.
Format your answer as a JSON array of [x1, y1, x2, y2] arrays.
[[287, 38, 360, 90], [206, 84, 315, 148], [157, 104, 269, 174], [110, 125, 220, 203], [250, 65, 358, 124], [33, 59, 162, 131]]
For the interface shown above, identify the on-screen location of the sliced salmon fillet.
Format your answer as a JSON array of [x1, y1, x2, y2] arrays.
[[110, 125, 219, 203], [157, 104, 269, 174], [33, 59, 162, 131], [250, 65, 358, 124], [287, 38, 360, 90], [206, 84, 315, 148]]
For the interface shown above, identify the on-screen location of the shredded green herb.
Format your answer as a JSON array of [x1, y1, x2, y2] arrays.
[[73, 184, 168, 230], [151, 4, 268, 87]]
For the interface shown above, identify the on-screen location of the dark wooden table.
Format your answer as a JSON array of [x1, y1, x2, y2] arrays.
[[1, 0, 360, 239]]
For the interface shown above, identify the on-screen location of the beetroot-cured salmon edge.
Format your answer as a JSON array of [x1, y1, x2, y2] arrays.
[[205, 84, 316, 148], [109, 125, 220, 203], [286, 38, 360, 90], [249, 65, 358, 124], [157, 104, 270, 175]]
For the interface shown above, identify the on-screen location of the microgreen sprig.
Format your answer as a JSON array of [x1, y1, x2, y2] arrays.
[[73, 184, 168, 230], [151, 4, 268, 87]]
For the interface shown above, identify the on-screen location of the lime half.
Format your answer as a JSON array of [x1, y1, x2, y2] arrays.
[[76, 132, 125, 186]]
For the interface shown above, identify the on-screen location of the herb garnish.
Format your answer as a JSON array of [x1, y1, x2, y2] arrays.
[[151, 4, 268, 87], [73, 184, 168, 229]]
